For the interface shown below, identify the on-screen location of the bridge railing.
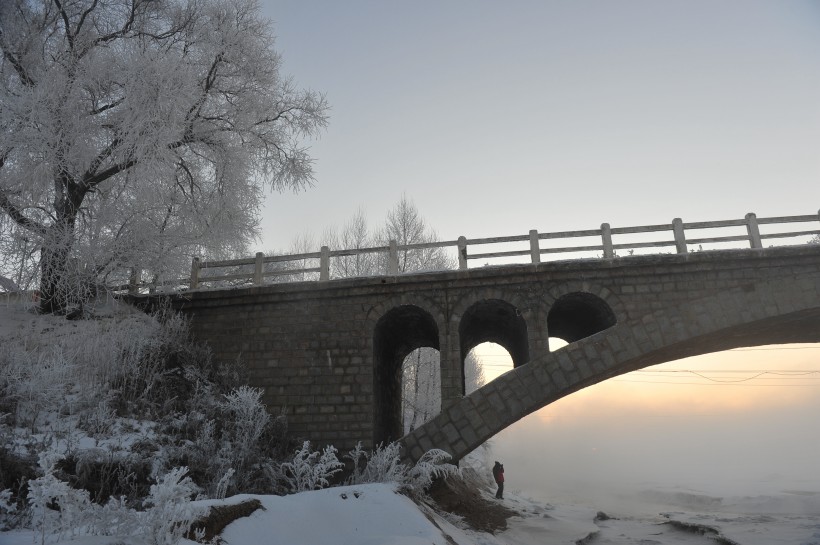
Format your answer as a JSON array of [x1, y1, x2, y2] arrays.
[[120, 211, 820, 292]]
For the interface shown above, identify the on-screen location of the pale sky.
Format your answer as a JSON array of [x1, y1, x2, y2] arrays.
[[255, 1, 820, 498], [257, 0, 820, 252]]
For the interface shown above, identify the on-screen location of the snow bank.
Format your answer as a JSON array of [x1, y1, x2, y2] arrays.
[[200, 483, 451, 545]]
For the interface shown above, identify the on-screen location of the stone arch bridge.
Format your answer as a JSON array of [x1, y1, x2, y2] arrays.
[[154, 245, 820, 463]]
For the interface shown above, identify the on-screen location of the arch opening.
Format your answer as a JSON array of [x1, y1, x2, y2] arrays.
[[547, 292, 616, 343], [374, 305, 439, 445], [549, 337, 569, 351], [401, 347, 441, 434], [466, 342, 511, 392], [459, 299, 528, 396]]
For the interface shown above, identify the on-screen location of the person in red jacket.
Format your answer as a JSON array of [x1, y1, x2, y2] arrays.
[[492, 461, 505, 499]]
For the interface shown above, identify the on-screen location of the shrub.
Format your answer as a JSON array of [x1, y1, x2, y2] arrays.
[[347, 442, 407, 485], [27, 453, 95, 542], [54, 449, 153, 506], [158, 385, 290, 498], [280, 441, 344, 492], [0, 442, 36, 494], [142, 467, 204, 545], [404, 449, 459, 498], [346, 442, 459, 499], [26, 460, 202, 544]]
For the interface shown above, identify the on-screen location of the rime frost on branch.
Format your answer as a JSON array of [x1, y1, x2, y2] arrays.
[[0, 0, 328, 310]]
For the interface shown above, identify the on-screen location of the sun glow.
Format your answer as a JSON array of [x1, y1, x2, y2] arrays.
[[472, 342, 820, 424]]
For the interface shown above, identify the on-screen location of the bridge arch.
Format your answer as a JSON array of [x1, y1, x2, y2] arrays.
[[459, 298, 529, 375], [400, 277, 820, 464], [373, 304, 441, 445], [547, 291, 617, 343]]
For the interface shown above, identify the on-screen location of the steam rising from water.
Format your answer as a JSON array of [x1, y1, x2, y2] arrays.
[[479, 344, 820, 512]]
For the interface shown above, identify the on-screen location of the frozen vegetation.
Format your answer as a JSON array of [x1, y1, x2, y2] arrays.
[[3, 298, 820, 545], [0, 297, 468, 544]]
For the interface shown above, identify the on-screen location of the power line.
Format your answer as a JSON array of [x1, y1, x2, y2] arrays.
[[634, 369, 820, 373], [476, 363, 820, 373], [473, 345, 820, 357], [728, 346, 820, 351], [476, 363, 820, 386], [632, 370, 820, 383], [612, 379, 820, 387]]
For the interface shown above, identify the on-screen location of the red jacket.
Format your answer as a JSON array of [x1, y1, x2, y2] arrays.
[[493, 464, 504, 483]]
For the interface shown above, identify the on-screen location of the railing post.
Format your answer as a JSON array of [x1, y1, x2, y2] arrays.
[[457, 236, 468, 270], [128, 267, 140, 295], [320, 246, 330, 280], [529, 229, 540, 264], [672, 218, 687, 254], [815, 208, 820, 244], [601, 223, 614, 258], [190, 257, 200, 289], [745, 212, 763, 249], [253, 252, 264, 285], [388, 240, 399, 275]]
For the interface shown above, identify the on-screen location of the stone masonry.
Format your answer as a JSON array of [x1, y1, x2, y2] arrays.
[[155, 245, 820, 460]]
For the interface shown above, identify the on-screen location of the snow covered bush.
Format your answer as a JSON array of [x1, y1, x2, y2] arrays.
[[217, 386, 270, 474], [27, 453, 95, 542], [346, 442, 459, 499], [79, 399, 118, 439], [0, 487, 16, 530], [347, 442, 408, 485], [0, 488, 14, 513], [405, 449, 459, 498], [158, 384, 290, 497], [142, 467, 204, 545], [0, 346, 75, 429], [0, 302, 222, 428], [280, 441, 344, 492], [214, 468, 235, 500], [55, 447, 153, 506], [26, 460, 202, 544], [0, 301, 296, 532]]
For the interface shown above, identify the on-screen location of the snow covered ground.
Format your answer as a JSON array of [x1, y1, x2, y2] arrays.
[[4, 480, 818, 544], [208, 474, 820, 545], [501, 487, 820, 545]]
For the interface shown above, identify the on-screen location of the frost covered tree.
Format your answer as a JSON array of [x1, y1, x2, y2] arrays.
[[379, 194, 453, 273], [0, 0, 328, 312], [286, 197, 478, 434], [380, 196, 456, 432], [464, 350, 486, 394], [401, 347, 440, 433], [402, 348, 486, 433], [323, 207, 374, 279]]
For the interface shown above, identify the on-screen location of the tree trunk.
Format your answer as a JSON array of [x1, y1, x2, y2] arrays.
[[38, 217, 77, 314], [39, 243, 69, 314]]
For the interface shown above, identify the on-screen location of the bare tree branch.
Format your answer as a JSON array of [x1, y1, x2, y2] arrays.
[[84, 137, 122, 179], [89, 96, 124, 116], [82, 157, 138, 190], [0, 27, 35, 86], [74, 0, 101, 40], [0, 190, 47, 236], [0, 0, 328, 311], [52, 0, 76, 54]]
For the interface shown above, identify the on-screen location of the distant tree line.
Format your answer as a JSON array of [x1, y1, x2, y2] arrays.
[[292, 195, 486, 433]]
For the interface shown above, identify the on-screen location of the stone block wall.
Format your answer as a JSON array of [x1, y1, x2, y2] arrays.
[[162, 245, 820, 453]]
